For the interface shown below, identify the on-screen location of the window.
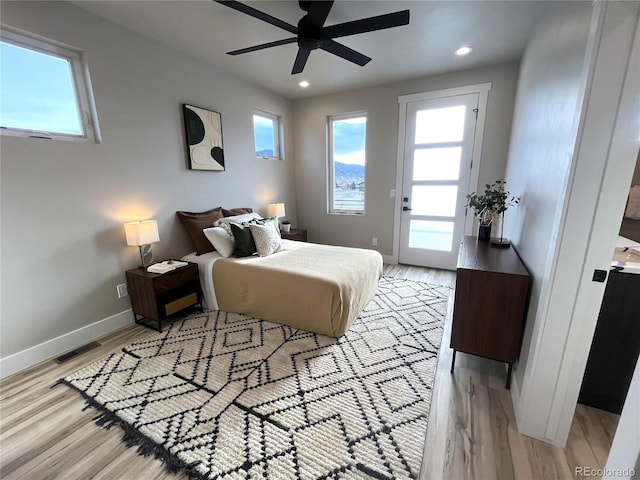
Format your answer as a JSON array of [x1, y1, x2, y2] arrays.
[[328, 113, 367, 214], [0, 27, 100, 142], [253, 110, 281, 159]]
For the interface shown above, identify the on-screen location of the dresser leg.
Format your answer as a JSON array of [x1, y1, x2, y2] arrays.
[[506, 363, 513, 390], [450, 350, 457, 373]]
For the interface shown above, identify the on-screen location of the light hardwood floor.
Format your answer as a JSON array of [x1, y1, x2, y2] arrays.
[[0, 265, 619, 479]]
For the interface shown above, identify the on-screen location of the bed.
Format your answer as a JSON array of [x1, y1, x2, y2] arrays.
[[183, 240, 383, 337]]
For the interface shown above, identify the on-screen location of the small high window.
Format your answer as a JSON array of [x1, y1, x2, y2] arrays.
[[328, 113, 367, 214], [253, 110, 281, 159], [0, 27, 100, 142]]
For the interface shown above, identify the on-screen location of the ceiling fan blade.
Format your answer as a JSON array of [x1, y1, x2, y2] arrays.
[[215, 1, 298, 34], [227, 37, 297, 56], [323, 10, 410, 39], [292, 48, 311, 74], [305, 1, 334, 30], [320, 39, 371, 67]]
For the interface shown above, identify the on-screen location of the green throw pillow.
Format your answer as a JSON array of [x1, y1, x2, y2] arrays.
[[230, 222, 257, 257], [229, 217, 280, 257]]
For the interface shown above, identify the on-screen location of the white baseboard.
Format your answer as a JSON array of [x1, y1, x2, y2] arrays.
[[382, 254, 397, 264], [0, 309, 133, 379]]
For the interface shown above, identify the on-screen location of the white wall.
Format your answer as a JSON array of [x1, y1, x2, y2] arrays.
[[0, 1, 295, 376], [292, 62, 519, 256], [505, 1, 640, 445], [503, 2, 594, 400]]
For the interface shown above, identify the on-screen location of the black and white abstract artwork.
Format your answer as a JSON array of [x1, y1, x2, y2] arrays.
[[183, 104, 225, 171]]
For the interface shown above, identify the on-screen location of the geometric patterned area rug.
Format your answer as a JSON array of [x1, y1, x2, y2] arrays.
[[62, 277, 449, 480]]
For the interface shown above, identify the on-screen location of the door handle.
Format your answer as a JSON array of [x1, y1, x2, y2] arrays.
[[403, 206, 412, 211]]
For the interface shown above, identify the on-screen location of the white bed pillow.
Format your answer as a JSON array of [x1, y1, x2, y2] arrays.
[[224, 211, 262, 222], [249, 222, 283, 257], [203, 226, 235, 257], [214, 212, 262, 236]]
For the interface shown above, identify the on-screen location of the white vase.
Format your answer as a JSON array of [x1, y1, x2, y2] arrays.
[[281, 223, 291, 232]]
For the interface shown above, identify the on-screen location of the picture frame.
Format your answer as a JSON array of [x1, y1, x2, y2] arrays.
[[182, 104, 225, 171]]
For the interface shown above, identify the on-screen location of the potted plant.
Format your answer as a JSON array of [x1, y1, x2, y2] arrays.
[[466, 180, 520, 244], [281, 219, 291, 233]]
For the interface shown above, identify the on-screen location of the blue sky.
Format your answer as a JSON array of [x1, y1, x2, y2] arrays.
[[0, 40, 83, 134], [333, 117, 366, 165], [253, 114, 275, 153]]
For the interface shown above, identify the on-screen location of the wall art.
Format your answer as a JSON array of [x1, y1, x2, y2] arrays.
[[183, 104, 225, 171]]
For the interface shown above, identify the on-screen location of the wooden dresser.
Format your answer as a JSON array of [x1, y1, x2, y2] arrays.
[[450, 236, 530, 388]]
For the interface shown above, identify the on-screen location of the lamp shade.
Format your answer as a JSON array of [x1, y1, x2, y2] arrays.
[[267, 203, 285, 218], [124, 220, 159, 246]]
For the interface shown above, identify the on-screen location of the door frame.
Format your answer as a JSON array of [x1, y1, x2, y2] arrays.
[[390, 83, 492, 265], [509, 2, 640, 447]]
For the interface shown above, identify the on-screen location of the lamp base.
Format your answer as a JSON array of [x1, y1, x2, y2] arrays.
[[490, 238, 511, 248], [139, 244, 154, 266]]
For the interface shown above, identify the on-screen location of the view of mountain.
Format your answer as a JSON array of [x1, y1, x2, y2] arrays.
[[333, 161, 365, 211], [334, 161, 364, 187]]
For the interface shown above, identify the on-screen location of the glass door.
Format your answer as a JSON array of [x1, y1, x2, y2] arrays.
[[399, 93, 478, 269]]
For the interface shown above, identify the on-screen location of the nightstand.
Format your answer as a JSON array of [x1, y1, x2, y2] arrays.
[[281, 228, 307, 242], [125, 262, 203, 332]]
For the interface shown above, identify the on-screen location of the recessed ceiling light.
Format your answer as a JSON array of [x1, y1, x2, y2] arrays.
[[455, 45, 473, 56], [299, 81, 310, 88]]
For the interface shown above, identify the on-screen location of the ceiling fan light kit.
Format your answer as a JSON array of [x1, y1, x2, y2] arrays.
[[216, 0, 410, 74]]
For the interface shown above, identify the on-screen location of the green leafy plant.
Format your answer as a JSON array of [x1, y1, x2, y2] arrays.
[[281, 219, 291, 225], [466, 180, 520, 226]]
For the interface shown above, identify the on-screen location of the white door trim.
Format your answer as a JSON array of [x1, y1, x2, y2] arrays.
[[391, 83, 492, 264], [398, 83, 492, 104], [544, 2, 640, 444]]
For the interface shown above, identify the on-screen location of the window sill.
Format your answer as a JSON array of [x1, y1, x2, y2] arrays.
[[0, 128, 93, 143], [328, 211, 366, 216]]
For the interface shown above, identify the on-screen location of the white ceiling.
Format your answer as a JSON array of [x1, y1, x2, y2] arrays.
[[72, 1, 563, 99]]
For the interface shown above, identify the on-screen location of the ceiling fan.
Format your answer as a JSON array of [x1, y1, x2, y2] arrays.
[[215, 1, 410, 74]]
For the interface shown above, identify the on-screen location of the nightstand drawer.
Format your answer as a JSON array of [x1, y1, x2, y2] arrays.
[[154, 266, 198, 294], [164, 292, 199, 316]]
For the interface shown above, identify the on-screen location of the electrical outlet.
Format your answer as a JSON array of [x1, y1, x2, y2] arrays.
[[389, 189, 396, 198], [117, 283, 128, 298], [372, 237, 378, 246]]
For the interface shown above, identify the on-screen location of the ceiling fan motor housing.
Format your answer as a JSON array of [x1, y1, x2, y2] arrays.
[[298, 15, 323, 50]]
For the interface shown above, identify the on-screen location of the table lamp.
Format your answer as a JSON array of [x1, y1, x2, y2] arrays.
[[267, 202, 285, 219], [124, 220, 160, 267], [267, 202, 288, 231]]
